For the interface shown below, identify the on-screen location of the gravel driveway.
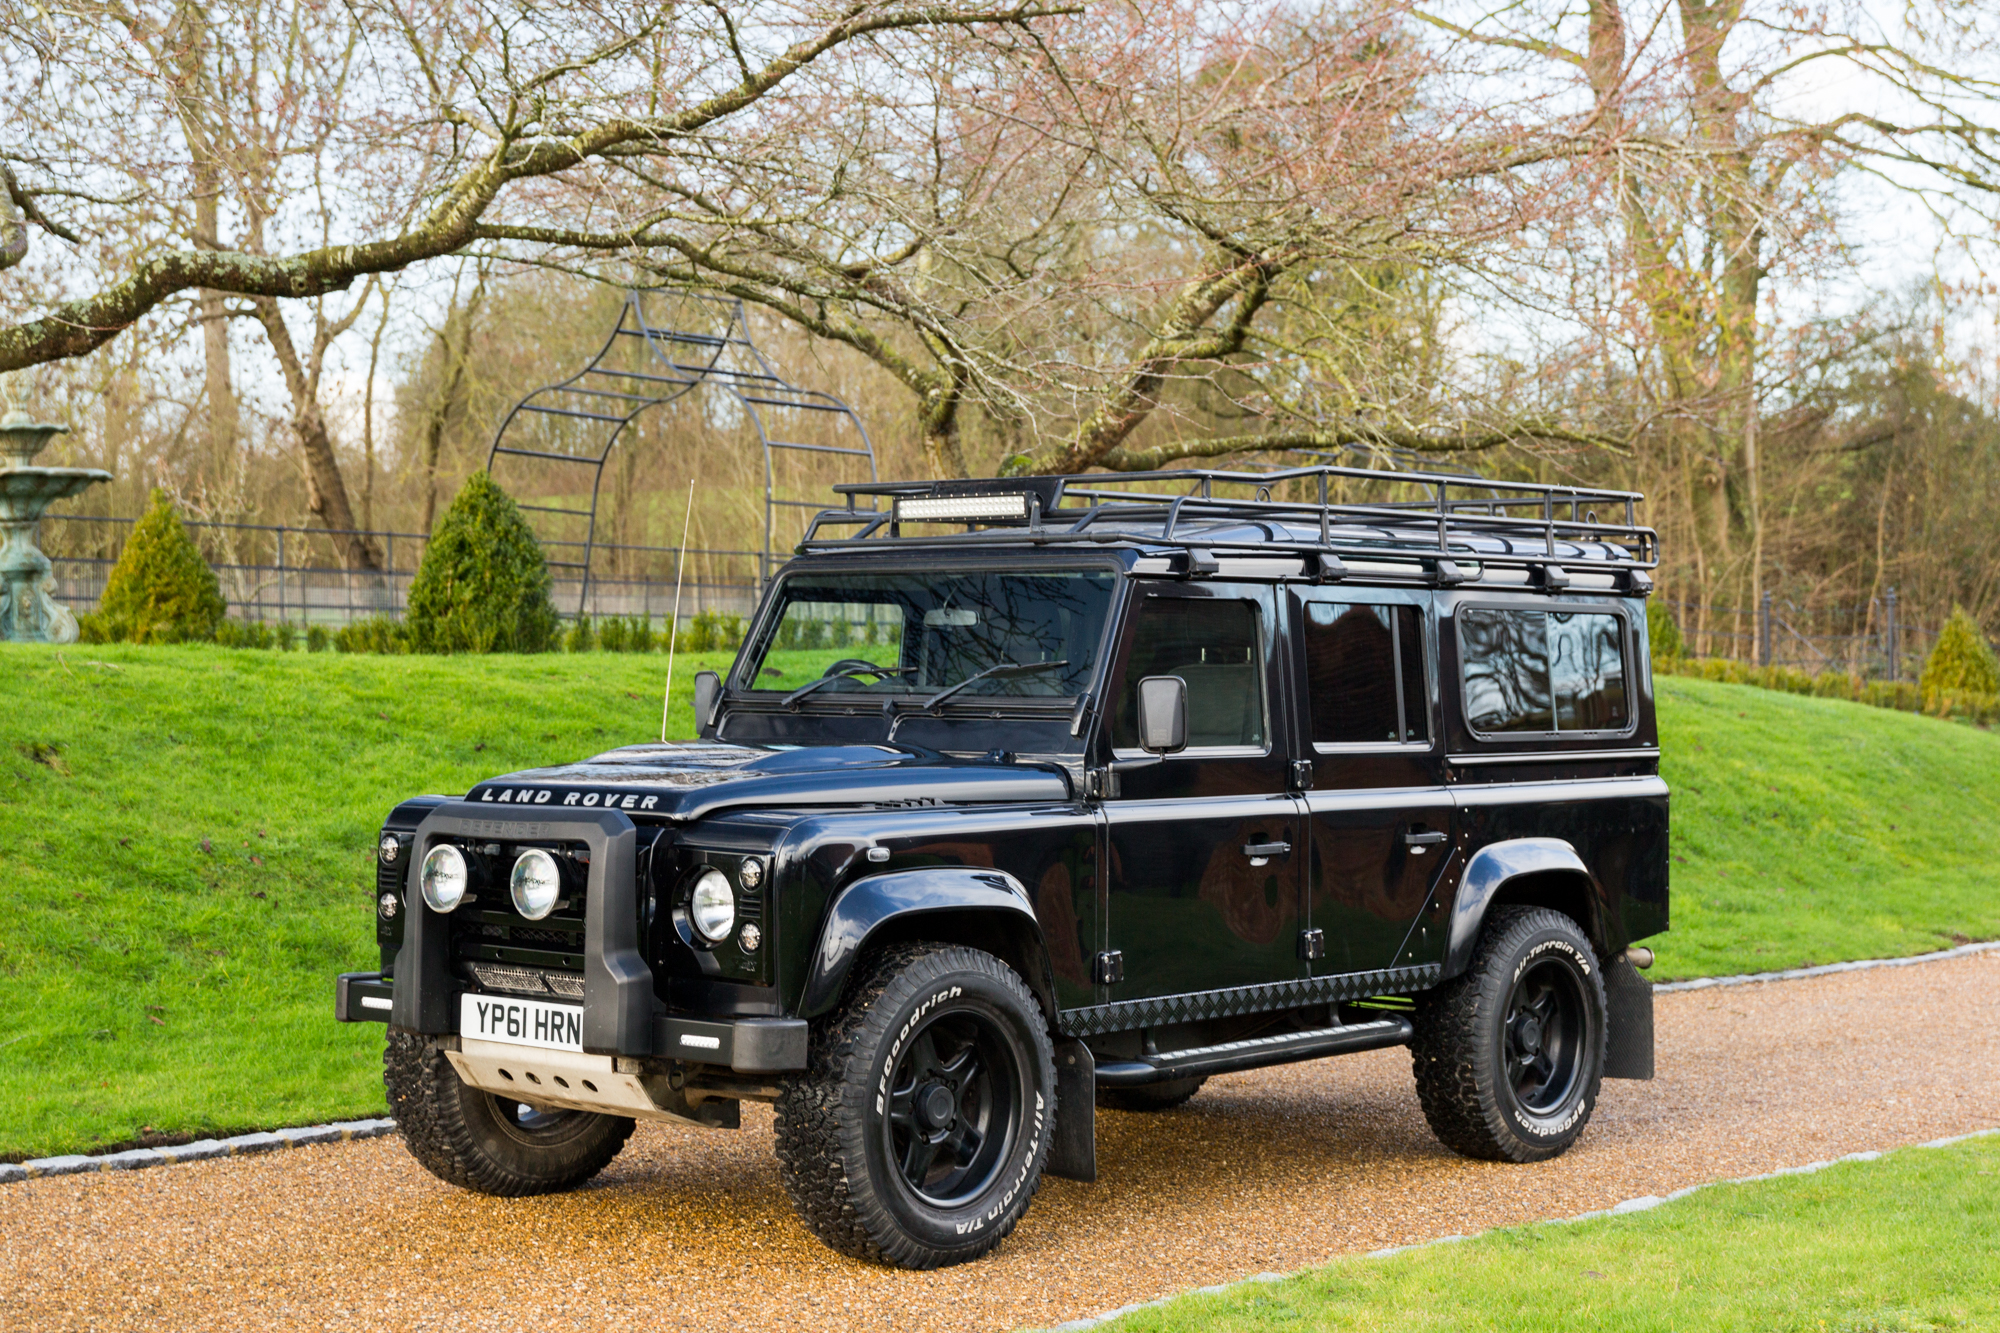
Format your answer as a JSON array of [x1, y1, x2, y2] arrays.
[[4, 949, 1996, 1333]]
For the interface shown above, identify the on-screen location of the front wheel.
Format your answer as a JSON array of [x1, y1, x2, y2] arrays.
[[774, 943, 1055, 1269], [384, 1028, 635, 1195], [1410, 906, 1607, 1163]]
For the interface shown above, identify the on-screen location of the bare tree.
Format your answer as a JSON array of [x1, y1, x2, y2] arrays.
[[0, 0, 1075, 559], [1413, 0, 2000, 640]]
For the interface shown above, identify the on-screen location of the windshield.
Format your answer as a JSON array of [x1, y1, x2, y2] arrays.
[[738, 570, 1116, 703]]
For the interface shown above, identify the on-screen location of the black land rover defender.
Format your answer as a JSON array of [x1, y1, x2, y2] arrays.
[[337, 465, 1667, 1269]]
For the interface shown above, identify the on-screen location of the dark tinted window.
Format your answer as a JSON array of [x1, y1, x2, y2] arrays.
[[1460, 608, 1627, 734], [1301, 601, 1429, 744], [1551, 611, 1628, 730], [1113, 598, 1265, 749]]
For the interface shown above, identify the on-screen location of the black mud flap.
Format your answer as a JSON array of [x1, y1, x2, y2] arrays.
[[1046, 1038, 1096, 1182], [1603, 958, 1655, 1080]]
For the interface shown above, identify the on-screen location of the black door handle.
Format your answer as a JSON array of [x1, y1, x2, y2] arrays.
[[1404, 831, 1448, 852], [1243, 841, 1291, 860]]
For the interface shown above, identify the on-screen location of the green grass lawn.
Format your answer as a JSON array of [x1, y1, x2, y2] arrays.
[[0, 649, 1995, 1158], [1652, 676, 2000, 979], [1092, 1134, 2000, 1333]]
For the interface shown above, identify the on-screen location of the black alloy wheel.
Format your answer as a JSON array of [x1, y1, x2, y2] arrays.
[[883, 1009, 1018, 1206], [1503, 956, 1588, 1118], [1410, 905, 1607, 1163], [774, 943, 1056, 1269]]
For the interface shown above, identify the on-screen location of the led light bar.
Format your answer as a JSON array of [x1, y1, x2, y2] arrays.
[[895, 492, 1031, 522]]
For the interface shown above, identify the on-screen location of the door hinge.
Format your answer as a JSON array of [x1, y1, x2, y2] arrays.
[[1093, 950, 1126, 985], [1290, 759, 1314, 790], [1085, 767, 1117, 800], [1297, 928, 1326, 961]]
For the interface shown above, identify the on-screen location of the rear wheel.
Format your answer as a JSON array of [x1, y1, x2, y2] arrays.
[[1097, 1076, 1207, 1112], [384, 1028, 634, 1195], [1410, 906, 1606, 1163], [774, 944, 1055, 1269]]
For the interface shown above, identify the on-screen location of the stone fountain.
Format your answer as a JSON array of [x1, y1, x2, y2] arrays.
[[0, 379, 110, 643]]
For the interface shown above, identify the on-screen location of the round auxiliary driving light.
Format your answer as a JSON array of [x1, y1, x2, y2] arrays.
[[420, 844, 469, 913], [738, 857, 763, 892], [689, 868, 736, 943], [378, 833, 401, 865], [510, 848, 562, 921]]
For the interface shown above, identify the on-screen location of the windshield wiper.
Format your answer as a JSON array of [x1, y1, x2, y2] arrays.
[[781, 662, 915, 709], [917, 660, 1070, 714]]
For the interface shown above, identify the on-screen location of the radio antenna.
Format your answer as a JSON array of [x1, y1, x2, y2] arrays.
[[661, 477, 696, 743]]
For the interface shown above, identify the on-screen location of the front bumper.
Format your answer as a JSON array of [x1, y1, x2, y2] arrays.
[[337, 970, 808, 1073]]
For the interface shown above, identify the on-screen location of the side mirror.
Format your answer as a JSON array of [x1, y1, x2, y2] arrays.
[[692, 670, 722, 736], [1135, 675, 1188, 754]]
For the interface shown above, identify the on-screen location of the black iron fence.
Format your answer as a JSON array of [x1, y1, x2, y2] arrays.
[[1661, 589, 1934, 680], [39, 514, 766, 627]]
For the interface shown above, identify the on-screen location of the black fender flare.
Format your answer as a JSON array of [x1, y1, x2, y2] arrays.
[[798, 867, 1054, 1021], [1443, 836, 1600, 979]]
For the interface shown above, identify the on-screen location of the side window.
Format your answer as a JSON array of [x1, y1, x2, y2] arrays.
[[1460, 607, 1628, 735], [1112, 598, 1266, 749], [1301, 601, 1429, 744]]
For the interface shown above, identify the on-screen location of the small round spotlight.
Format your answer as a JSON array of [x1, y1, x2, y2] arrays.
[[420, 844, 469, 913], [510, 848, 563, 921]]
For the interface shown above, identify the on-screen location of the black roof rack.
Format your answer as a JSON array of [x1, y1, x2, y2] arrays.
[[797, 464, 1658, 590]]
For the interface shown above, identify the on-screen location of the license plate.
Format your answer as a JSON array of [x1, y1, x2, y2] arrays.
[[460, 993, 583, 1052]]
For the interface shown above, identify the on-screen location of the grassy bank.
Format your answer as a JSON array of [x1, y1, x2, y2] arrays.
[[0, 643, 733, 1159], [1652, 675, 2000, 979], [1096, 1135, 2000, 1333], [1, 649, 1996, 1156]]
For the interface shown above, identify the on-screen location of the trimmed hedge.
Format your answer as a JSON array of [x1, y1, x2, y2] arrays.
[[1657, 655, 1997, 727]]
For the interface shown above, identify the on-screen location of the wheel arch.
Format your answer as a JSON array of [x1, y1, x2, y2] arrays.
[[1443, 837, 1606, 980], [798, 867, 1057, 1023]]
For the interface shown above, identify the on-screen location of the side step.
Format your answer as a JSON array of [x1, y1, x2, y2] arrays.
[[1094, 1016, 1414, 1087]]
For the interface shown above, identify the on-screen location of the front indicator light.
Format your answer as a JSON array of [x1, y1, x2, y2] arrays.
[[738, 857, 763, 891], [378, 833, 401, 864], [689, 868, 736, 943], [510, 849, 562, 921], [378, 892, 399, 919], [738, 922, 762, 952], [420, 845, 469, 913]]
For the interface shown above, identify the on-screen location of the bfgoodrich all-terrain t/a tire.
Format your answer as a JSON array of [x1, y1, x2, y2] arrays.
[[774, 943, 1056, 1269], [384, 1028, 635, 1196], [1410, 906, 1607, 1164]]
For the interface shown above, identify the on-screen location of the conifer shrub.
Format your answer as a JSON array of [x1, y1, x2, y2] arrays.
[[91, 489, 226, 643], [1920, 607, 2000, 703], [404, 472, 560, 654], [305, 624, 331, 653], [1646, 600, 1683, 663], [565, 614, 593, 653], [597, 615, 627, 653]]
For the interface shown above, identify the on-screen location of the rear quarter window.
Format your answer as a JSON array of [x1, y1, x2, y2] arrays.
[[1459, 606, 1630, 737]]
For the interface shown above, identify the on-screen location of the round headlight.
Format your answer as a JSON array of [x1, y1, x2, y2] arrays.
[[688, 868, 735, 943], [738, 857, 763, 892], [378, 833, 401, 865], [510, 848, 563, 921], [420, 844, 468, 913]]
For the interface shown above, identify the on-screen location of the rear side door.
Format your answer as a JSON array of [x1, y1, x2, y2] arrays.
[[1290, 588, 1456, 974], [1101, 581, 1306, 1000]]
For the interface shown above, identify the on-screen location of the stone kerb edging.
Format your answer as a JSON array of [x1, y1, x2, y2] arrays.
[[0, 1119, 397, 1185], [1039, 1127, 2000, 1332], [3, 940, 1993, 1190], [1652, 938, 1999, 992]]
